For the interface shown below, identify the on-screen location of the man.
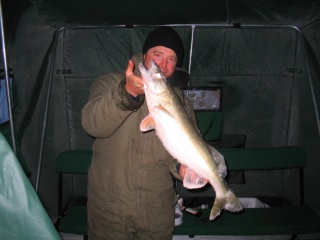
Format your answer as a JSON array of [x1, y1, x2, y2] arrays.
[[82, 27, 194, 240]]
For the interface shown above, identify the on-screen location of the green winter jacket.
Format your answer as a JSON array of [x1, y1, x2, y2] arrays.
[[81, 53, 195, 237]]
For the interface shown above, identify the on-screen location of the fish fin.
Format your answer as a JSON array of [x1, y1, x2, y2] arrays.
[[154, 104, 173, 117], [183, 168, 208, 189], [209, 145, 227, 179], [140, 115, 155, 132]]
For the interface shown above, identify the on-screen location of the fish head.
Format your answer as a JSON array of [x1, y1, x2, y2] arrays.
[[139, 60, 169, 96]]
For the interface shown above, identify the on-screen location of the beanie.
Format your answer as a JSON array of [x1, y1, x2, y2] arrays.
[[142, 27, 184, 67]]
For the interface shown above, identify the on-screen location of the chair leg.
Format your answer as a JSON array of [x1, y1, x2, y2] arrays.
[[55, 173, 63, 228]]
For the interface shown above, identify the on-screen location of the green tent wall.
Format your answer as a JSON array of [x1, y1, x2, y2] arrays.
[[0, 133, 60, 239], [4, 0, 320, 230]]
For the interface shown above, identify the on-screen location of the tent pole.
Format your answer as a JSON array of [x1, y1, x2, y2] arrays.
[[0, 0, 17, 153], [35, 28, 62, 192]]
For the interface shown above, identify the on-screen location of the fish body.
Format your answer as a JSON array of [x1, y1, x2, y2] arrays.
[[139, 61, 243, 220]]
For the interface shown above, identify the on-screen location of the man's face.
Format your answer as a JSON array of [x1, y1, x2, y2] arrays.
[[143, 46, 178, 78]]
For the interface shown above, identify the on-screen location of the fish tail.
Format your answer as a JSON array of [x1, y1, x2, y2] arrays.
[[209, 190, 243, 221], [209, 197, 227, 220], [224, 190, 243, 213]]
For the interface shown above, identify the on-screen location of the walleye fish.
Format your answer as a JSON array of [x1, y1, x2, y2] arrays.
[[139, 60, 243, 221]]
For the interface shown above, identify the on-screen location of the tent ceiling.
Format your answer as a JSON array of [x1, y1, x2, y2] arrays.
[[29, 0, 320, 28]]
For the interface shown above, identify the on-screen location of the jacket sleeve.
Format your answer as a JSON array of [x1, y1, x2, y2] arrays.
[[81, 72, 144, 138], [169, 159, 183, 181]]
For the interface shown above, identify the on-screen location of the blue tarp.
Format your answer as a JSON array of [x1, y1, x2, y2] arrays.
[[0, 78, 11, 124]]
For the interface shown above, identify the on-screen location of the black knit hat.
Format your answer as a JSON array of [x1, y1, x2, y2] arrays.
[[142, 27, 184, 67]]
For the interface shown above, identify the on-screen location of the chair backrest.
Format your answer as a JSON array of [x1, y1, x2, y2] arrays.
[[219, 146, 306, 171], [219, 146, 306, 204]]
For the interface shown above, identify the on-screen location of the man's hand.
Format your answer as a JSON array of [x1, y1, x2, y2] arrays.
[[125, 60, 145, 97]]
